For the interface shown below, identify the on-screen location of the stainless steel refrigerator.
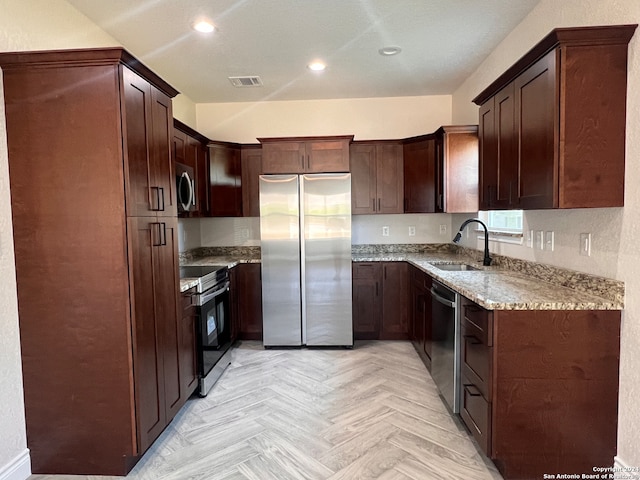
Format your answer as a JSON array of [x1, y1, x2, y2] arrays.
[[259, 173, 352, 347]]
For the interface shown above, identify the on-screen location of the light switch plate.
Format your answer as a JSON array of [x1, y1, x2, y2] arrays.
[[526, 229, 534, 248], [382, 226, 390, 237], [535, 230, 544, 250]]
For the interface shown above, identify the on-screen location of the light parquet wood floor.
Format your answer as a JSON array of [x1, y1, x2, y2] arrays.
[[31, 340, 503, 480]]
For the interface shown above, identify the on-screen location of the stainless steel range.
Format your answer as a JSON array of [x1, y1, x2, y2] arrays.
[[180, 265, 233, 396]]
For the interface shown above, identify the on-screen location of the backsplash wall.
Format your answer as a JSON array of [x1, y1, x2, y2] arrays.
[[179, 213, 454, 251]]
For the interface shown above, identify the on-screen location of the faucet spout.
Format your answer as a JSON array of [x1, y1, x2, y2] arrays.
[[452, 219, 492, 266]]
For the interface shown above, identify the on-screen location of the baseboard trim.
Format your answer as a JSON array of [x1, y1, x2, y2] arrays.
[[0, 449, 30, 480], [614, 456, 640, 480]]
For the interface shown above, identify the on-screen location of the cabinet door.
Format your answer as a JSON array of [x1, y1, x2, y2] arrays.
[[150, 88, 176, 217], [194, 140, 209, 216], [352, 263, 382, 340], [443, 130, 479, 213], [209, 144, 242, 216], [180, 288, 198, 398], [123, 68, 175, 217], [478, 98, 497, 210], [261, 142, 305, 173], [403, 139, 437, 213], [155, 218, 182, 420], [516, 50, 557, 209], [306, 139, 350, 172], [241, 146, 262, 217], [381, 262, 409, 339], [123, 68, 157, 217], [350, 144, 377, 214], [495, 84, 518, 209], [235, 264, 263, 340], [128, 217, 182, 452], [376, 144, 404, 214], [173, 129, 186, 165]]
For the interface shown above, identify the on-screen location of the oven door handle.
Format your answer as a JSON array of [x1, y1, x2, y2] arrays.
[[430, 287, 456, 308], [199, 281, 230, 305]]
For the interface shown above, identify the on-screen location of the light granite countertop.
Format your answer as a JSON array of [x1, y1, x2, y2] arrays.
[[179, 246, 623, 311]]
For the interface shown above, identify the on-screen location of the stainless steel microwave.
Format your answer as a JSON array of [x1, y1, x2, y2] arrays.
[[175, 162, 196, 213]]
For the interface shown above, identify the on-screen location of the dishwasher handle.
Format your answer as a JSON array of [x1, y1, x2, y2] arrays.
[[431, 287, 456, 308]]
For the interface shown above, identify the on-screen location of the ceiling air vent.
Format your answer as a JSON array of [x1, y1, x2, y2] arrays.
[[228, 76, 263, 87]]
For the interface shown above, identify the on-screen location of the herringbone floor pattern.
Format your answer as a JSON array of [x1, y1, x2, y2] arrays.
[[31, 341, 502, 480]]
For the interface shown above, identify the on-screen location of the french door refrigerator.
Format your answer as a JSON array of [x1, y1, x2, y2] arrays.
[[260, 173, 353, 347]]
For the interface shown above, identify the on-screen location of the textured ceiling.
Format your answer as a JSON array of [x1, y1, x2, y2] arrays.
[[66, 0, 541, 103]]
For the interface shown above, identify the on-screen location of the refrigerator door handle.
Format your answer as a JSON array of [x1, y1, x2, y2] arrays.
[[299, 176, 307, 345]]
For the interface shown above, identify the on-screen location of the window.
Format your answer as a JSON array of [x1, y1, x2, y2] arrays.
[[481, 210, 523, 233], [478, 210, 524, 244]]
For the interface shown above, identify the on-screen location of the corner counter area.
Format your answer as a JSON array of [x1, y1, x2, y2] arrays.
[[180, 243, 624, 480]]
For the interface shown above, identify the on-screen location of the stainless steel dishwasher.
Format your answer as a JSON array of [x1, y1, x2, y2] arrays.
[[430, 280, 460, 413]]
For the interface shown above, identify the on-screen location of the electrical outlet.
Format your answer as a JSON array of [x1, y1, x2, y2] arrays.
[[408, 226, 416, 236], [526, 229, 534, 248], [535, 230, 544, 250], [439, 224, 447, 234], [545, 231, 554, 251], [382, 226, 390, 237], [241, 227, 249, 239], [580, 233, 591, 256]]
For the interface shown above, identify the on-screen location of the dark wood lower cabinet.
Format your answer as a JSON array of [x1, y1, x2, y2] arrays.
[[128, 217, 184, 453], [381, 262, 409, 340], [352, 263, 382, 339], [180, 287, 199, 399], [459, 296, 621, 480], [352, 262, 409, 340], [409, 265, 432, 369], [231, 263, 263, 340]]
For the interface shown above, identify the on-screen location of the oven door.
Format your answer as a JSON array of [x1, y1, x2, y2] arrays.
[[198, 281, 230, 351]]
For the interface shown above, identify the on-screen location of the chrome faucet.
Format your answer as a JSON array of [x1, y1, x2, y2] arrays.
[[453, 219, 492, 266]]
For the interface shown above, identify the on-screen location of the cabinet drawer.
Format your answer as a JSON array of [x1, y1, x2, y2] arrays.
[[353, 262, 381, 279], [462, 301, 493, 346], [461, 332, 491, 400], [460, 375, 491, 455]]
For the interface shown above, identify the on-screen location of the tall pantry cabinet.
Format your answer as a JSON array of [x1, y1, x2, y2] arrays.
[[0, 48, 184, 475]]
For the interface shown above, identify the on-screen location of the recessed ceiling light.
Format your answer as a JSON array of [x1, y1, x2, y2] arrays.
[[378, 46, 402, 56], [192, 20, 215, 33], [307, 61, 326, 72]]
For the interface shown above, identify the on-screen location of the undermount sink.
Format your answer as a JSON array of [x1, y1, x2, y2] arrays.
[[432, 263, 480, 271]]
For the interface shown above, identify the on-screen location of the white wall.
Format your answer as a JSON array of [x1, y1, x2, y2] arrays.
[[184, 214, 453, 250], [196, 95, 452, 143], [451, 0, 640, 468]]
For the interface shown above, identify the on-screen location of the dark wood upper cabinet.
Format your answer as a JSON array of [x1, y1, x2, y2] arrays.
[[259, 136, 352, 174], [403, 137, 436, 213], [0, 47, 184, 475], [241, 145, 263, 217], [174, 119, 210, 217], [403, 126, 478, 214], [350, 141, 403, 214], [209, 142, 242, 217], [123, 67, 176, 217], [474, 24, 637, 210]]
